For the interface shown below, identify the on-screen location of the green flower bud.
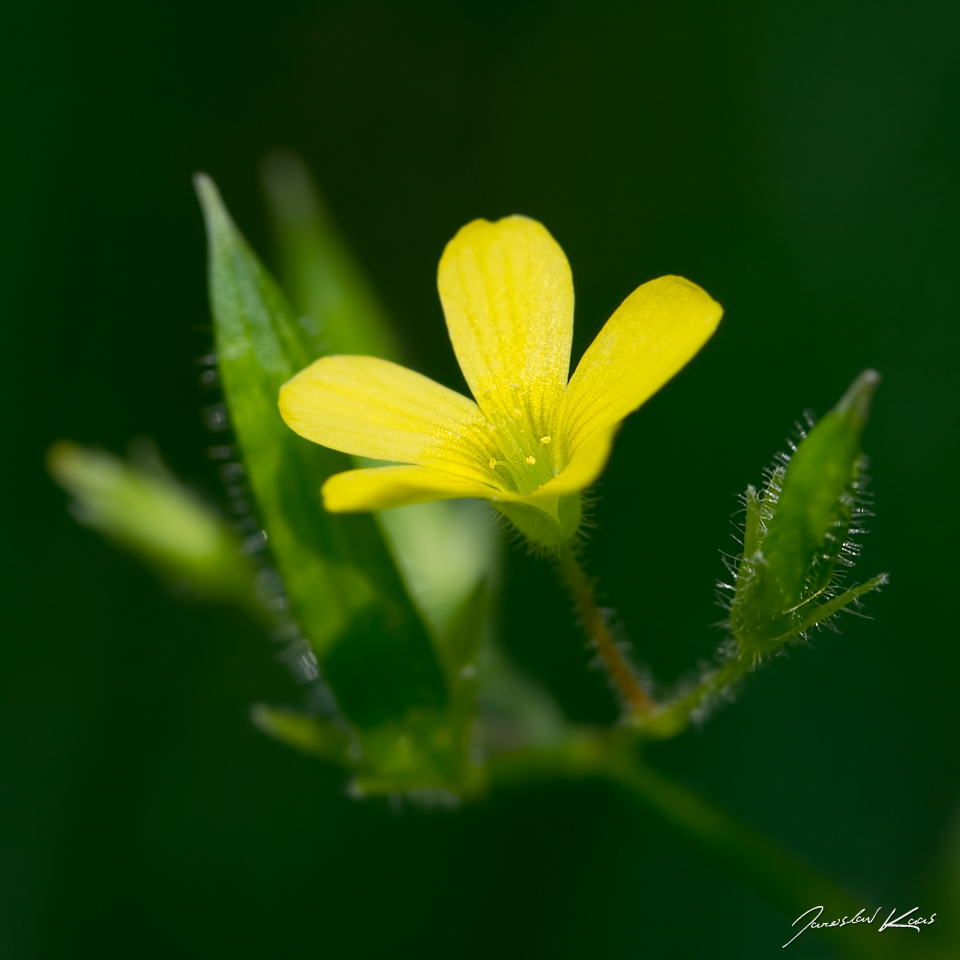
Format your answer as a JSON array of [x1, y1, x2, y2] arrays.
[[729, 371, 887, 659], [48, 440, 257, 603]]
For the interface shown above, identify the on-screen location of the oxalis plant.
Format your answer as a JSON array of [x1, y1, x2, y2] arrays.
[[49, 155, 940, 959]]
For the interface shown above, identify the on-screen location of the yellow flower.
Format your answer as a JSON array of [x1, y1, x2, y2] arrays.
[[279, 216, 722, 545]]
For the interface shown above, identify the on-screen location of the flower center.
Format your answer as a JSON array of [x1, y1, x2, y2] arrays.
[[481, 396, 560, 496]]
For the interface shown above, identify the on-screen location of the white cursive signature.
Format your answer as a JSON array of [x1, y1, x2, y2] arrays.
[[783, 905, 937, 948]]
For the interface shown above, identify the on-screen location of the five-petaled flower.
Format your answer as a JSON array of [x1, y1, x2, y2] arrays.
[[279, 216, 722, 545]]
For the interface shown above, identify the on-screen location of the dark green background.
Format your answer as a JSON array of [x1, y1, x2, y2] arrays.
[[5, 2, 959, 957]]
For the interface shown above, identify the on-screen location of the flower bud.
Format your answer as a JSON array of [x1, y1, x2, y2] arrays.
[[729, 371, 886, 659], [48, 440, 257, 603]]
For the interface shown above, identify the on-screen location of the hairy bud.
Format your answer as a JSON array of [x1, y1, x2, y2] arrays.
[[729, 371, 887, 659]]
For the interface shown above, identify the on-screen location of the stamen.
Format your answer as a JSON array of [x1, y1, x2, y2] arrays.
[[539, 436, 551, 444], [489, 458, 497, 469], [525, 456, 536, 465]]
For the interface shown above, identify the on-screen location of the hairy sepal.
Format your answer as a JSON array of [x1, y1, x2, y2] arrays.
[[730, 371, 886, 659]]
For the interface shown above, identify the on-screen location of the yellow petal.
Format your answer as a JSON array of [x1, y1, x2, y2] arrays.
[[323, 465, 497, 512], [437, 216, 574, 433], [559, 276, 722, 455], [279, 355, 496, 482]]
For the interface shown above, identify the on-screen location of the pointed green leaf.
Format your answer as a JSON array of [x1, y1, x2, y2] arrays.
[[260, 151, 400, 361], [346, 583, 491, 796], [195, 174, 446, 728]]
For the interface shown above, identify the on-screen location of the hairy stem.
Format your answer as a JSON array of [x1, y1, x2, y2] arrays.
[[556, 545, 655, 716], [637, 656, 750, 738]]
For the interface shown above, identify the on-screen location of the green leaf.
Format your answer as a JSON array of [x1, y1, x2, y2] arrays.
[[194, 174, 447, 728], [347, 583, 490, 795], [260, 151, 401, 361]]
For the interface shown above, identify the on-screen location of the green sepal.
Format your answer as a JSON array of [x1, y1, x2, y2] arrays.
[[195, 174, 447, 727], [495, 494, 583, 549], [742, 484, 762, 557], [761, 369, 878, 607], [250, 704, 357, 768], [729, 553, 796, 658]]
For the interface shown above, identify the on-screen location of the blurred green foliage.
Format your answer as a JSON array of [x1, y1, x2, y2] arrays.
[[47, 439, 258, 606]]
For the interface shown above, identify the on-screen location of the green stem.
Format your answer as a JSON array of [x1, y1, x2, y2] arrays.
[[556, 544, 655, 716], [486, 742, 953, 960]]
